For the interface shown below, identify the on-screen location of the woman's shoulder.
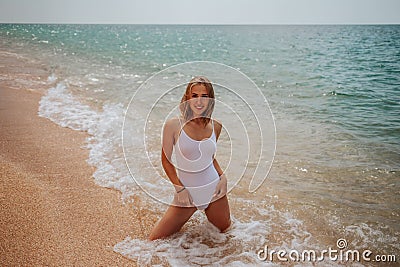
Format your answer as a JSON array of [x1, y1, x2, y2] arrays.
[[164, 117, 181, 131], [212, 118, 222, 129], [212, 118, 223, 136]]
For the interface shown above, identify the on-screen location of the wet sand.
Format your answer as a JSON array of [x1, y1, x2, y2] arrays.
[[0, 85, 153, 266]]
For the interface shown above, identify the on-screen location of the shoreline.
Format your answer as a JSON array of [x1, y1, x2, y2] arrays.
[[0, 86, 147, 266]]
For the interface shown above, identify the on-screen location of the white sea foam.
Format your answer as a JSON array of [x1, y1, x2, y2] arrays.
[[114, 214, 272, 266], [113, 199, 328, 266], [327, 214, 399, 258], [38, 83, 99, 131], [38, 81, 138, 200], [47, 73, 57, 83], [345, 223, 400, 252]]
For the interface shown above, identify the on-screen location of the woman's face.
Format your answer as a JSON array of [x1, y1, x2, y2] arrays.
[[188, 84, 210, 117]]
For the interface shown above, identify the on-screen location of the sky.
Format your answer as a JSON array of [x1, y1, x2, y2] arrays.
[[0, 0, 399, 24]]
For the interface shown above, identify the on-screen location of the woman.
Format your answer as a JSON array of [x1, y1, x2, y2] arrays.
[[149, 76, 231, 240]]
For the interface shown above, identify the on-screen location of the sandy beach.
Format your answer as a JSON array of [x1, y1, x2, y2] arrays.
[[0, 85, 148, 265]]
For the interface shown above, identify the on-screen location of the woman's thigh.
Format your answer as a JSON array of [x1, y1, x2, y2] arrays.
[[149, 205, 197, 240], [205, 195, 231, 232]]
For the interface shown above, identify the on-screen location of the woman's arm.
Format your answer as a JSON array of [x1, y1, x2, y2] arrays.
[[161, 149, 183, 187], [212, 158, 224, 177], [212, 157, 228, 200], [212, 119, 228, 199], [161, 118, 183, 187], [161, 118, 193, 206], [212, 119, 225, 177]]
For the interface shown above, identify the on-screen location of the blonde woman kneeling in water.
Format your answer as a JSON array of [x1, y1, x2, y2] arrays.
[[149, 76, 231, 240]]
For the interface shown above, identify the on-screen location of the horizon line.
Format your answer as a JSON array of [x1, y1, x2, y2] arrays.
[[1, 22, 400, 26]]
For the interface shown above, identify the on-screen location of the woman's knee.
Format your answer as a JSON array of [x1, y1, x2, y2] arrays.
[[205, 197, 231, 231], [217, 217, 232, 232], [149, 206, 196, 240]]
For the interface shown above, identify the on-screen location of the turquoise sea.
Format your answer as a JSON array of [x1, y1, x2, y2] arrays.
[[1, 24, 399, 266]]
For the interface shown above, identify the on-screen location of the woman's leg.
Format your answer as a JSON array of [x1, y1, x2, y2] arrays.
[[148, 205, 197, 240], [205, 195, 231, 232]]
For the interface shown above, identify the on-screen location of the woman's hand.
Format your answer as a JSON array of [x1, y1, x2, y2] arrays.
[[173, 184, 193, 207], [213, 174, 228, 201]]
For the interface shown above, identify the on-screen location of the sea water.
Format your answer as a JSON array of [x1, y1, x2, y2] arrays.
[[1, 24, 399, 266]]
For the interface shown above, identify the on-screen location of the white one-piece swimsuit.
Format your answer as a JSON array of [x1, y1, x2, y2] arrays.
[[174, 120, 220, 210]]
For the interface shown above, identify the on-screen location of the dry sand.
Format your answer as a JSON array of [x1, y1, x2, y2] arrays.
[[0, 85, 154, 266]]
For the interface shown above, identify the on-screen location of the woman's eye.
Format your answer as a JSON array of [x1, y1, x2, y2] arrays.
[[191, 94, 208, 98]]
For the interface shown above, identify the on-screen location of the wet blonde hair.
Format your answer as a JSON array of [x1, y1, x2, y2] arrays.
[[180, 76, 215, 127]]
